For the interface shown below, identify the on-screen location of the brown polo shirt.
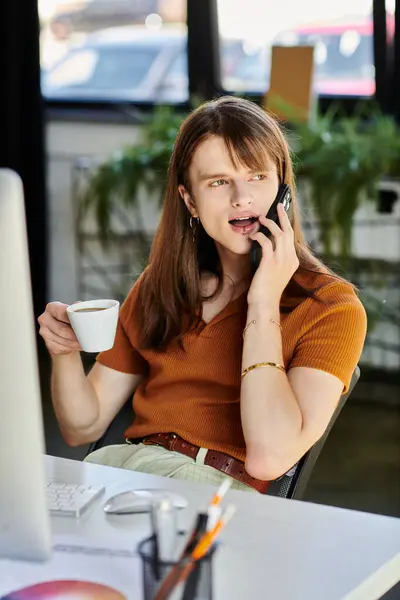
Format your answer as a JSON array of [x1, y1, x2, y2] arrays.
[[97, 271, 367, 462]]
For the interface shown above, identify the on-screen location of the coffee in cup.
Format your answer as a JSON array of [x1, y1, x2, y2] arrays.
[[67, 299, 120, 353], [73, 307, 107, 313]]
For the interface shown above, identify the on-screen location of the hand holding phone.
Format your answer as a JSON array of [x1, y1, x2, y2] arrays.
[[249, 184, 292, 275]]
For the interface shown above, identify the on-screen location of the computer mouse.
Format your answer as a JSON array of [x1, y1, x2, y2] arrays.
[[103, 489, 188, 514]]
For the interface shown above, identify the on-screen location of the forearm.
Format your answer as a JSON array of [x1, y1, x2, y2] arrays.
[[51, 352, 101, 445], [240, 302, 305, 479]]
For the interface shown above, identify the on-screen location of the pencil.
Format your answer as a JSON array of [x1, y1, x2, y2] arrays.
[[153, 505, 236, 600], [192, 504, 236, 560], [206, 478, 233, 531], [210, 478, 232, 507]]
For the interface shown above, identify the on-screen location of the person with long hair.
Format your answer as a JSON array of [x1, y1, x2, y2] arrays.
[[39, 96, 367, 493]]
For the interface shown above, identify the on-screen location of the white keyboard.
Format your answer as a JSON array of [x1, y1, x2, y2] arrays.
[[46, 482, 105, 517]]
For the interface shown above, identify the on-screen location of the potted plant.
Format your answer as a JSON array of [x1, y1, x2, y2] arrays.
[[78, 105, 188, 269], [291, 104, 400, 260], [80, 99, 400, 264]]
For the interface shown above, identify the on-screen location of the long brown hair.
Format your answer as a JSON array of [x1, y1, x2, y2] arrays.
[[137, 96, 347, 349]]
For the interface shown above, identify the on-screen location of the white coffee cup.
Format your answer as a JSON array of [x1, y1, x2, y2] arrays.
[[67, 299, 120, 353]]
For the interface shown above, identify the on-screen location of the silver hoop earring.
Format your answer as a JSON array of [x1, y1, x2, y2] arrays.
[[189, 216, 199, 243]]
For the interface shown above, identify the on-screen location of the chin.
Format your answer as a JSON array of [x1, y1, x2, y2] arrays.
[[218, 239, 251, 257], [233, 247, 251, 256]]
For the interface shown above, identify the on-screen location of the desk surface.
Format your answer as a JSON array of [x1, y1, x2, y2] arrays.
[[0, 456, 399, 600]]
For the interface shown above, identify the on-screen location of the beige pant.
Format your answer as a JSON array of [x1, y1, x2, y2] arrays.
[[84, 442, 256, 493]]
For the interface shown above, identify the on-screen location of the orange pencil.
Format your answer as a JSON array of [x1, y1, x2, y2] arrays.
[[192, 504, 236, 560], [153, 505, 236, 600], [209, 478, 232, 507], [206, 478, 232, 531]]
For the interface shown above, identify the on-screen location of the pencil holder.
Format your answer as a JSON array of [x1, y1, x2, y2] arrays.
[[138, 535, 215, 600]]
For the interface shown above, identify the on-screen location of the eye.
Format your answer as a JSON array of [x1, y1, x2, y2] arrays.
[[251, 173, 267, 181], [209, 179, 228, 187]]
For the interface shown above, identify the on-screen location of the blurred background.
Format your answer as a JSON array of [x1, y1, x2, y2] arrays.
[[1, 0, 399, 523]]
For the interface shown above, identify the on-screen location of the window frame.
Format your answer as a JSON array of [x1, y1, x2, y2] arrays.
[[43, 0, 394, 119], [393, 0, 400, 120]]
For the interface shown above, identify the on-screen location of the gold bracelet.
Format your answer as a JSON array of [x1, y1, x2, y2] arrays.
[[242, 318, 282, 339], [241, 361, 286, 379], [270, 318, 282, 329], [242, 320, 256, 339]]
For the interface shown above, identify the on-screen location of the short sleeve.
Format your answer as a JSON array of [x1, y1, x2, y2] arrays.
[[288, 283, 367, 393], [96, 279, 148, 375]]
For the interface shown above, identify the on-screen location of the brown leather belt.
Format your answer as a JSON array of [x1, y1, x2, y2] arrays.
[[129, 432, 269, 494]]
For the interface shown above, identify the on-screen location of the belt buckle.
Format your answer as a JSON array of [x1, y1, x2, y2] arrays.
[[142, 436, 159, 447]]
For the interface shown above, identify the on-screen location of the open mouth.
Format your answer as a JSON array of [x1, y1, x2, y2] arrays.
[[228, 216, 259, 235], [229, 216, 257, 227]]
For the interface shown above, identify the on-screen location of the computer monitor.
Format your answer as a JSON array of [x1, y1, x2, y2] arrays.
[[0, 169, 52, 561]]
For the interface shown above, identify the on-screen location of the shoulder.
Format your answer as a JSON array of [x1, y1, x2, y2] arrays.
[[316, 275, 365, 314], [287, 270, 367, 391], [119, 271, 147, 325], [296, 270, 367, 334]]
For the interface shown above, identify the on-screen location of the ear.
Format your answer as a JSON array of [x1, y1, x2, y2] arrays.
[[178, 185, 198, 218]]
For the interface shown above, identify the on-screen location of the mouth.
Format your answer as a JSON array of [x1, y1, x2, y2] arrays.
[[228, 216, 259, 235]]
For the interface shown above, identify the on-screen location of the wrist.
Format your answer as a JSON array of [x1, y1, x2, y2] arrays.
[[51, 351, 81, 364], [243, 305, 282, 342], [246, 300, 281, 320]]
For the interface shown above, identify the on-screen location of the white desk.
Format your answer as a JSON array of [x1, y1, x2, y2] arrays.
[[0, 456, 399, 600]]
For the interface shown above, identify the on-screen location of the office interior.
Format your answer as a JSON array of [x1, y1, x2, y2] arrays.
[[1, 0, 399, 561]]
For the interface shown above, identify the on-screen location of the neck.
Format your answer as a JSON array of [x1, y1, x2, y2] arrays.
[[217, 245, 251, 287]]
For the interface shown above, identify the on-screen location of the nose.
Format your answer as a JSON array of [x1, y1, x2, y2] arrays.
[[231, 180, 253, 208]]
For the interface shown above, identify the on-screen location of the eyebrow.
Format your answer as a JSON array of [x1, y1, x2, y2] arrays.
[[198, 168, 272, 182], [198, 172, 230, 182]]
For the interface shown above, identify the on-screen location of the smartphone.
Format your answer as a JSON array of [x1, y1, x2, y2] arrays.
[[250, 183, 292, 274]]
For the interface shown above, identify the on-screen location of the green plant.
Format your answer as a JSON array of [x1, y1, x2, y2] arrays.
[[83, 96, 400, 263], [291, 103, 400, 259], [80, 105, 188, 247]]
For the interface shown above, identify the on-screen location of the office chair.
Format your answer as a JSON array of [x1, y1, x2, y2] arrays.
[[85, 366, 360, 500], [267, 366, 360, 499]]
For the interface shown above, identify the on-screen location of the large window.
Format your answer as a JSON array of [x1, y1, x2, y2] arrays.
[[217, 0, 393, 97], [39, 0, 189, 103], [39, 0, 396, 104]]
